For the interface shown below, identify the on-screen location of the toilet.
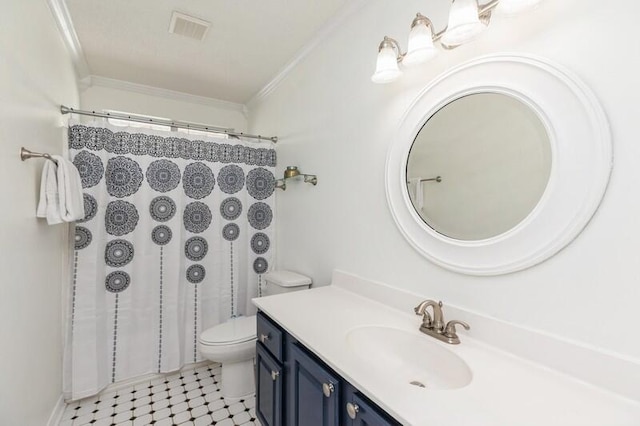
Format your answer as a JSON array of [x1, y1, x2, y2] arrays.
[[199, 270, 312, 399]]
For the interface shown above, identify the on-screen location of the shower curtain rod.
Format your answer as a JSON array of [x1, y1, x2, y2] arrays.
[[60, 106, 278, 143]]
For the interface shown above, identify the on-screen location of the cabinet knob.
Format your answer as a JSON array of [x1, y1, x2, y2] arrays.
[[346, 402, 360, 420], [260, 333, 270, 343], [322, 382, 334, 397], [271, 370, 279, 381]]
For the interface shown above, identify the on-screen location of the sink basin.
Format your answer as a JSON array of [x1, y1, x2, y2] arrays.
[[345, 326, 472, 390]]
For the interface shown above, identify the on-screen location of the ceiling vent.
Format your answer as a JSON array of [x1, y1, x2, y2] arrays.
[[169, 12, 210, 41]]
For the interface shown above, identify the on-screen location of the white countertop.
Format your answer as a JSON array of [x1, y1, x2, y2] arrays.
[[253, 284, 640, 426]]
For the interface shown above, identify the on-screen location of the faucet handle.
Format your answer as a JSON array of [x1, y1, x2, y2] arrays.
[[444, 320, 470, 337]]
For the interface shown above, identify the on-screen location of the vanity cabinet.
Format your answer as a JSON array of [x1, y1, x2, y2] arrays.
[[255, 343, 283, 426], [256, 311, 400, 426], [343, 383, 400, 426], [256, 312, 285, 426], [286, 340, 341, 425]]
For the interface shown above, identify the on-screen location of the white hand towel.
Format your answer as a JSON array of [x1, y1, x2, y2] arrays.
[[36, 159, 63, 225], [408, 178, 424, 211], [52, 155, 85, 222]]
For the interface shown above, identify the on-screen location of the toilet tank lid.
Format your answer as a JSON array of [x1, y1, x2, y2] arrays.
[[265, 270, 312, 287]]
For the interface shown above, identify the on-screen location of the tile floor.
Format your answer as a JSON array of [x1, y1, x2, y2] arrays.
[[59, 363, 261, 426]]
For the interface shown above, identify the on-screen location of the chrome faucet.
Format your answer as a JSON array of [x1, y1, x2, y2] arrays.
[[414, 299, 470, 344]]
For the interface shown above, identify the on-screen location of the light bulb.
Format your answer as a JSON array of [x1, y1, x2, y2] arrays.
[[404, 17, 437, 67], [441, 0, 487, 47], [371, 43, 402, 84]]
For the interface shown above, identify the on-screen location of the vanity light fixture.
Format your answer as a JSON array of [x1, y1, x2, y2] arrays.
[[371, 0, 544, 83], [441, 0, 488, 46], [404, 14, 438, 66], [275, 166, 318, 191]]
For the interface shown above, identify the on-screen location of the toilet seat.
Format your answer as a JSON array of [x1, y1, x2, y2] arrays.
[[200, 315, 256, 346]]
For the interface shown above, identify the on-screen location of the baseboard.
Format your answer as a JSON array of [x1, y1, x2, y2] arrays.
[[46, 395, 65, 426], [65, 360, 213, 403], [101, 361, 213, 395]]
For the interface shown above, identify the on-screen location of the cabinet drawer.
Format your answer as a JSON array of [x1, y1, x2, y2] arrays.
[[344, 384, 401, 426], [257, 311, 284, 362]]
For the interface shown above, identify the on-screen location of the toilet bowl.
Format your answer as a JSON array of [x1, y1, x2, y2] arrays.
[[199, 315, 257, 399], [199, 270, 312, 399]]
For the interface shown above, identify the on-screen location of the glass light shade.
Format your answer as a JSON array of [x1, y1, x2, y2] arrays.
[[441, 0, 487, 46], [403, 24, 437, 67], [371, 46, 402, 84], [496, 0, 543, 15]]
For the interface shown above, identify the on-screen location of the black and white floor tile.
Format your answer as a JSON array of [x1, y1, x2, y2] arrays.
[[59, 363, 261, 426]]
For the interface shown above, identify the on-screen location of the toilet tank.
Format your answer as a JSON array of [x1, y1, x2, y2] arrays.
[[263, 270, 312, 296]]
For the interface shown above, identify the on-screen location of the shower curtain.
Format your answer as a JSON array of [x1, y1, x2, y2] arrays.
[[63, 121, 276, 400]]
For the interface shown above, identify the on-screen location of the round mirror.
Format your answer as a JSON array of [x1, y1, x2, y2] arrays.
[[386, 54, 612, 275], [406, 93, 551, 240]]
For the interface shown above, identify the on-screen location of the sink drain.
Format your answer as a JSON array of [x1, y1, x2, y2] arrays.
[[409, 380, 426, 388]]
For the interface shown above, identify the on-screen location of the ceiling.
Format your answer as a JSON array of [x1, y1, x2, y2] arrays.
[[66, 0, 350, 104]]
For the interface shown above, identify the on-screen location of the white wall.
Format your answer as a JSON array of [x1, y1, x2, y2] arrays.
[[81, 84, 248, 132], [248, 0, 640, 361], [0, 1, 79, 425]]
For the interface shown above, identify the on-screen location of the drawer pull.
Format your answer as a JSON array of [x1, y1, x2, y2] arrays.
[[322, 382, 334, 397], [346, 402, 360, 420], [271, 370, 279, 381], [260, 333, 270, 343]]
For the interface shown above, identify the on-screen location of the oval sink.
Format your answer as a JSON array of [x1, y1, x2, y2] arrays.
[[345, 326, 472, 390]]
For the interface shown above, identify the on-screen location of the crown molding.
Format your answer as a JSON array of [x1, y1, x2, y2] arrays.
[[246, 0, 368, 109], [46, 0, 91, 86], [48, 0, 367, 114], [89, 75, 247, 113]]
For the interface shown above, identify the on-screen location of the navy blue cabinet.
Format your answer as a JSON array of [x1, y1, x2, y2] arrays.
[[344, 383, 400, 426], [256, 312, 285, 426], [256, 312, 399, 426], [286, 340, 341, 426], [256, 343, 283, 426]]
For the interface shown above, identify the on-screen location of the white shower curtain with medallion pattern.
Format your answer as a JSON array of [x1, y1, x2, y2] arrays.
[[63, 121, 276, 400]]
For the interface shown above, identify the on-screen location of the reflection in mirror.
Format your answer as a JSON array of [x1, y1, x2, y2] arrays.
[[406, 93, 551, 241]]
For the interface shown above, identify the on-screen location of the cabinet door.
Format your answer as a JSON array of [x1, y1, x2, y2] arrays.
[[256, 343, 283, 426], [286, 341, 341, 426], [343, 384, 401, 426]]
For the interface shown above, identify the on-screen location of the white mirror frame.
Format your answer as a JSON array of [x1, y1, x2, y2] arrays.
[[385, 54, 612, 276]]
